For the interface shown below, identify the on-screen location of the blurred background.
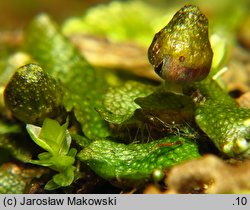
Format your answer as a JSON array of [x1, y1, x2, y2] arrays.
[[0, 0, 249, 30], [0, 0, 112, 30]]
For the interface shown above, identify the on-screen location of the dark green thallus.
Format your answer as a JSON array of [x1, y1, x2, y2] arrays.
[[4, 64, 64, 125]]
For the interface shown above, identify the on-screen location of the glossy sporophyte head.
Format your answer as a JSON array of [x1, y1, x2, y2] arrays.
[[4, 63, 64, 125], [148, 5, 213, 85]]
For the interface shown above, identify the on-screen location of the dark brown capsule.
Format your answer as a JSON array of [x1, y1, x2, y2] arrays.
[[148, 5, 213, 84]]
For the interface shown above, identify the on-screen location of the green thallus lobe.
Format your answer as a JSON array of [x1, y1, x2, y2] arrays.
[[193, 79, 250, 158], [77, 136, 200, 183]]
